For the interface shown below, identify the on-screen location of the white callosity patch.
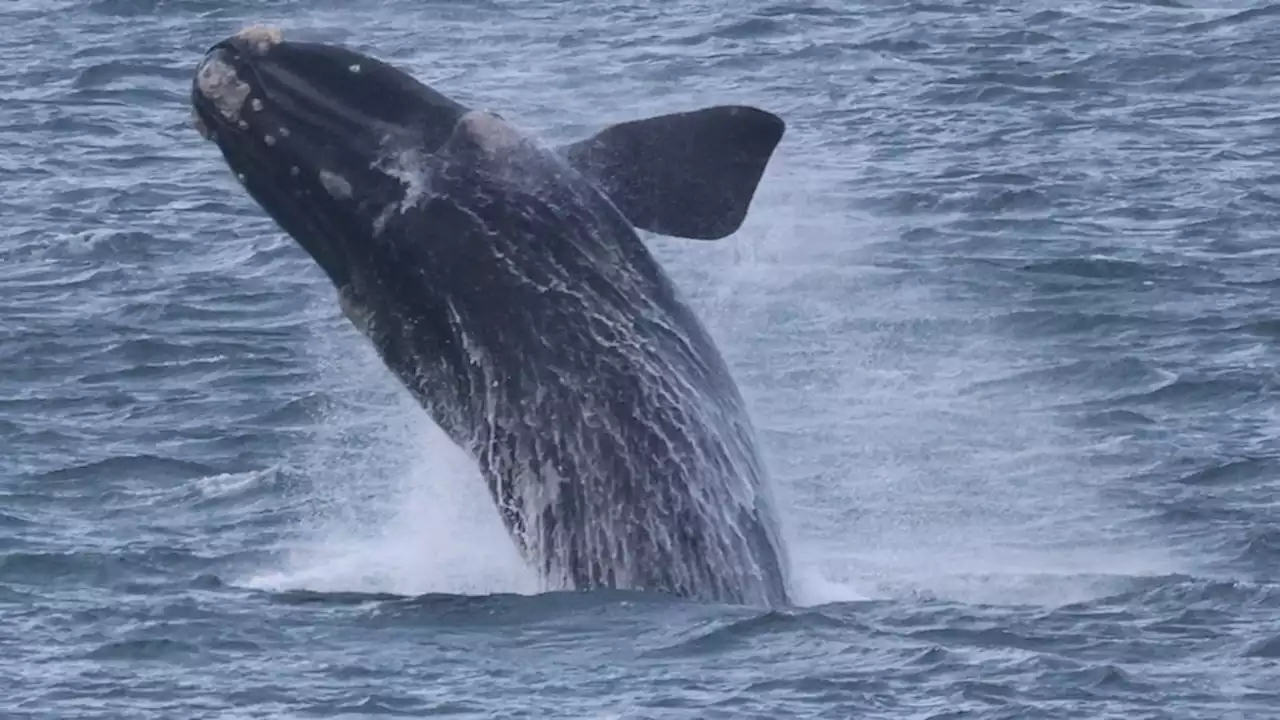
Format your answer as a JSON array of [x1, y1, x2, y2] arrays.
[[193, 26, 279, 127], [195, 55, 251, 123], [234, 25, 282, 55], [319, 170, 353, 200]]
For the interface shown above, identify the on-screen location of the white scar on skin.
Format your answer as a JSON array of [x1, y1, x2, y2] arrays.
[[319, 170, 353, 199], [196, 56, 251, 123], [234, 25, 282, 55]]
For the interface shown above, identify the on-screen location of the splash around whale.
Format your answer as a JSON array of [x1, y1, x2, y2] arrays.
[[190, 26, 794, 607]]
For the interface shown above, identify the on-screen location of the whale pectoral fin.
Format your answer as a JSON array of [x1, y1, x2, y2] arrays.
[[557, 105, 785, 240]]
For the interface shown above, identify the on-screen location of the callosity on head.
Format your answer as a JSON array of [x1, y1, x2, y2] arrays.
[[189, 26, 472, 285]]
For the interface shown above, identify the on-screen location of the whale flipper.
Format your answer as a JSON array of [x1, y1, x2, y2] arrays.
[[558, 105, 785, 240]]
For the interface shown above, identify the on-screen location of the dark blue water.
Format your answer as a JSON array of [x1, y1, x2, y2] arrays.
[[4, 0, 1279, 717]]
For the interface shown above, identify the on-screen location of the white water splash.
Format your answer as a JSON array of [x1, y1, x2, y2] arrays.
[[242, 304, 538, 598], [647, 146, 1185, 609]]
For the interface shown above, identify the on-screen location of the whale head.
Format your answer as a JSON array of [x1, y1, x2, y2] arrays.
[[190, 27, 471, 286]]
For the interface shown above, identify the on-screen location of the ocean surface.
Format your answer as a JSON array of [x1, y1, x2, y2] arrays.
[[3, 0, 1279, 717]]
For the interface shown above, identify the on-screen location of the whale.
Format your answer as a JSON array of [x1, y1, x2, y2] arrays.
[[190, 27, 793, 607]]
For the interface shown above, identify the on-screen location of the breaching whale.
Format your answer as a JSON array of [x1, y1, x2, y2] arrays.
[[190, 27, 793, 607]]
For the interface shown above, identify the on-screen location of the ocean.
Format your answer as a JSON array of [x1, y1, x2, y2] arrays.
[[2, 0, 1278, 717]]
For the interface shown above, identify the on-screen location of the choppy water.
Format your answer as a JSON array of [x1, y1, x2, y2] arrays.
[[3, 0, 1279, 717]]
